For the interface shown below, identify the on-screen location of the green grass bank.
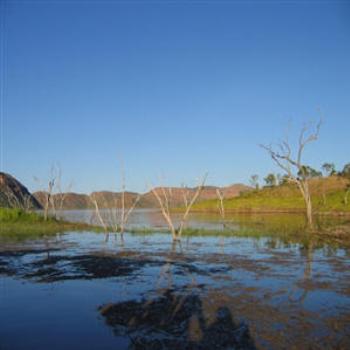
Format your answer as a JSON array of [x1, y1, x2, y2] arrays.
[[0, 208, 103, 238], [193, 177, 350, 214]]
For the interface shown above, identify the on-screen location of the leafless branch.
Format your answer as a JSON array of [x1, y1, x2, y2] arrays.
[[152, 173, 208, 241], [260, 119, 322, 228]]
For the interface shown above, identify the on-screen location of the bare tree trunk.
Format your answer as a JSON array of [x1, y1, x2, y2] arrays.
[[152, 174, 207, 241], [260, 120, 321, 230], [117, 161, 140, 238], [216, 189, 226, 229], [90, 196, 109, 241], [298, 180, 313, 228], [44, 194, 49, 221], [305, 191, 313, 228], [50, 194, 56, 220], [151, 186, 177, 240], [177, 176, 207, 239], [120, 166, 126, 237], [37, 166, 57, 221]]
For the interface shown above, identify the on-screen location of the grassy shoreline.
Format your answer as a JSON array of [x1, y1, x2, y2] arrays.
[[0, 208, 104, 237], [189, 208, 350, 216], [192, 177, 350, 214]]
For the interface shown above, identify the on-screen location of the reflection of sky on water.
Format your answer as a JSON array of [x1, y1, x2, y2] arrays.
[[1, 228, 349, 349]]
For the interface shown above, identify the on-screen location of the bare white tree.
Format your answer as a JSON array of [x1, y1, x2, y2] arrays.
[[89, 161, 141, 241], [260, 120, 321, 228], [118, 162, 141, 237], [33, 165, 59, 221], [151, 174, 208, 241], [89, 194, 110, 241], [55, 167, 73, 213], [216, 188, 226, 229]]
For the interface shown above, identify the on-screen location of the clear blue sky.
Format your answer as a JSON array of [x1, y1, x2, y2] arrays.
[[1, 0, 349, 193]]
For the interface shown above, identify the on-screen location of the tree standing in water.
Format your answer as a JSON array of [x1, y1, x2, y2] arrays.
[[261, 120, 321, 228], [152, 174, 207, 242]]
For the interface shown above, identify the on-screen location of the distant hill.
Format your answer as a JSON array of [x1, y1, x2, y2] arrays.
[[90, 191, 141, 208], [193, 176, 350, 213], [4, 171, 349, 214], [0, 172, 42, 209], [34, 191, 90, 210], [140, 184, 251, 208], [33, 184, 251, 210]]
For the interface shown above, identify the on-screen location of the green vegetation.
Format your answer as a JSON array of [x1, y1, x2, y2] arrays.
[[126, 213, 350, 248], [194, 177, 350, 213], [0, 207, 103, 238]]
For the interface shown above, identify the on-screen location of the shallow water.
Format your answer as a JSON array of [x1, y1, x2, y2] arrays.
[[55, 208, 350, 233], [1, 228, 349, 349], [56, 208, 230, 230]]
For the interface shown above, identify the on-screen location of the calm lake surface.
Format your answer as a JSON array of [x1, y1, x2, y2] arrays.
[[1, 210, 349, 349]]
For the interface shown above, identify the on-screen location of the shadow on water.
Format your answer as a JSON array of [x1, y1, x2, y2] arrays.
[[99, 287, 256, 350]]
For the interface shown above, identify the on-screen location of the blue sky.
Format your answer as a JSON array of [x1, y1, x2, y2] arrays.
[[1, 0, 349, 193]]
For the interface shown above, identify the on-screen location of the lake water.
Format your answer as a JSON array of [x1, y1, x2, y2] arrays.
[[55, 208, 234, 230], [0, 211, 349, 349], [55, 208, 349, 233]]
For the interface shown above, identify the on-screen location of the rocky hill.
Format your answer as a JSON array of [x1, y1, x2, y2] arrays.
[[33, 184, 251, 209], [90, 191, 141, 208], [0, 172, 42, 209], [139, 184, 251, 208], [34, 191, 90, 210]]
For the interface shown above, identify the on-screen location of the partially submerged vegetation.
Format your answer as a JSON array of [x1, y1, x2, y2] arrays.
[[1, 206, 350, 248], [151, 174, 208, 241]]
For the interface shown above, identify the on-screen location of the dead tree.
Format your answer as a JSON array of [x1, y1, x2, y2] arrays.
[[151, 174, 208, 241], [55, 167, 73, 213], [40, 167, 57, 221], [119, 195, 140, 235], [34, 165, 58, 220], [260, 121, 321, 228], [89, 161, 140, 241], [118, 163, 141, 237], [45, 179, 55, 220], [216, 189, 226, 229], [89, 195, 110, 241]]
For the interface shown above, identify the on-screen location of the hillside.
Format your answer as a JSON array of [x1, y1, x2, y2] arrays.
[[90, 191, 140, 208], [193, 176, 350, 213], [0, 173, 42, 209], [33, 184, 251, 210], [34, 191, 90, 210], [139, 184, 251, 208]]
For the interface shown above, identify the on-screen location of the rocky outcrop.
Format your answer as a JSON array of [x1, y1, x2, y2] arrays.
[[0, 172, 42, 209]]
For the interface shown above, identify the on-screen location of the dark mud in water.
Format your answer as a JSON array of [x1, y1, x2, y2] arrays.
[[0, 232, 350, 349], [99, 287, 256, 350]]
